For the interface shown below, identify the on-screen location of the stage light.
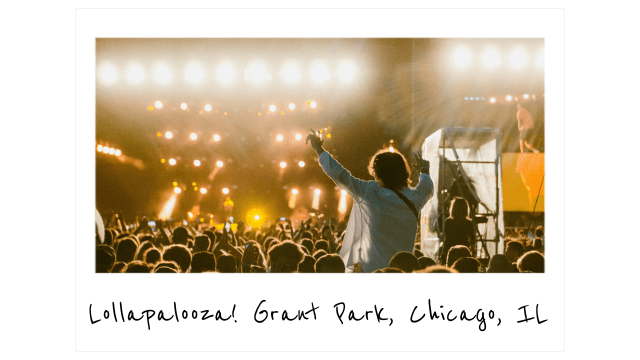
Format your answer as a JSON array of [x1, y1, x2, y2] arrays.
[[192, 182, 197, 186], [152, 62, 172, 85], [299, 161, 305, 167], [277, 134, 284, 142], [258, 113, 262, 116], [506, 95, 512, 101], [289, 103, 295, 110], [453, 45, 472, 68], [216, 161, 224, 167], [194, 160, 201, 166], [97, 145, 103, 152], [174, 187, 181, 194], [269, 105, 276, 112], [161, 159, 166, 163], [337, 60, 357, 83], [222, 188, 230, 194], [389, 146, 395, 153], [310, 101, 317, 109], [482, 47, 502, 68], [115, 149, 121, 156], [181, 103, 187, 110], [190, 133, 197, 140], [310, 61, 331, 83], [524, 94, 530, 99], [165, 131, 173, 139], [102, 146, 109, 154], [282, 61, 301, 83], [295, 133, 302, 140], [155, 100, 163, 109], [216, 60, 235, 84], [280, 161, 287, 168], [194, 187, 198, 191], [159, 193, 178, 220], [125, 63, 144, 84], [173, 182, 177, 186], [490, 97, 496, 103], [188, 212, 194, 219], [338, 189, 348, 216], [509, 46, 528, 69], [213, 134, 220, 141], [315, 189, 321, 195], [265, 73, 272, 81], [184, 61, 205, 84], [246, 61, 267, 84], [205, 104, 212, 111], [200, 187, 207, 194], [157, 132, 162, 137], [326, 134, 331, 138], [254, 215, 260, 221], [292, 189, 298, 195], [536, 49, 544, 68], [169, 158, 177, 166], [312, 189, 321, 210], [98, 61, 118, 85]]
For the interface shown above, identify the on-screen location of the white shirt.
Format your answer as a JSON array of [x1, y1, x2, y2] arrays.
[[319, 152, 434, 273]]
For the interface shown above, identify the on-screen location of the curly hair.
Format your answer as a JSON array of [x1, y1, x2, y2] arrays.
[[368, 149, 410, 190]]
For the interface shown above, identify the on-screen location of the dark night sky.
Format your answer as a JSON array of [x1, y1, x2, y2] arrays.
[[96, 38, 544, 222]]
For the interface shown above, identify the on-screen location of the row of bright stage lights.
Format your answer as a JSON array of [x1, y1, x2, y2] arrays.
[[170, 185, 335, 197], [161, 158, 307, 169], [97, 59, 358, 86], [157, 130, 328, 143], [149, 100, 317, 113], [464, 93, 540, 104], [96, 144, 121, 157], [453, 45, 544, 69]]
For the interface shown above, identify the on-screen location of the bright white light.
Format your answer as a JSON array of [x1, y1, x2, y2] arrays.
[[453, 45, 473, 68], [174, 187, 181, 194], [389, 146, 395, 153], [536, 49, 544, 68], [289, 103, 295, 110], [341, 190, 347, 196], [181, 103, 187, 110], [188, 212, 194, 218], [184, 61, 205, 84], [165, 131, 173, 139], [282, 61, 301, 83], [115, 149, 121, 156], [314, 189, 321, 195], [216, 161, 224, 168], [269, 105, 276, 112], [337, 60, 357, 83], [97, 145, 103, 152], [338, 190, 348, 214], [152, 62, 172, 85], [280, 162, 287, 168], [213, 134, 221, 141], [190, 133, 197, 140], [509, 46, 528, 69], [506, 95, 512, 101], [216, 60, 235, 84], [276, 134, 284, 142], [125, 63, 144, 84], [194, 160, 201, 166], [482, 47, 502, 68], [98, 61, 118, 85], [204, 104, 212, 111], [310, 61, 331, 83], [310, 101, 317, 109], [246, 62, 266, 84], [312, 189, 321, 210], [108, 148, 114, 155], [295, 133, 302, 140], [254, 215, 260, 221], [524, 94, 530, 99], [292, 189, 298, 195], [102, 146, 109, 154], [168, 158, 176, 166], [200, 187, 207, 194], [155, 101, 163, 109], [299, 161, 305, 167], [264, 73, 272, 81], [490, 97, 496, 103], [222, 188, 229, 194]]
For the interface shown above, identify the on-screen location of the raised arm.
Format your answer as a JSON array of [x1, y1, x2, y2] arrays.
[[412, 151, 434, 208]]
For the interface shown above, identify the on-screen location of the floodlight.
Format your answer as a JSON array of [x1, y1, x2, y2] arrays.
[[216, 60, 235, 84], [184, 61, 205, 84], [98, 61, 118, 85], [337, 60, 357, 83], [509, 46, 528, 69], [453, 45, 472, 68], [152, 62, 172, 84], [482, 47, 502, 68]]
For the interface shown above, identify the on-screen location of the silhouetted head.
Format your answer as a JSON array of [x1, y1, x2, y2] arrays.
[[452, 257, 481, 273], [172, 226, 189, 245], [368, 149, 410, 190], [505, 241, 525, 263], [418, 265, 458, 273], [124, 261, 151, 273], [268, 240, 305, 273], [446, 245, 472, 268], [216, 254, 237, 273], [487, 254, 514, 273], [143, 248, 161, 265], [162, 244, 192, 272], [517, 251, 545, 273], [373, 267, 404, 273], [96, 244, 116, 272], [417, 256, 436, 270], [111, 262, 127, 273], [190, 251, 216, 273], [153, 261, 180, 273], [134, 241, 155, 261], [389, 251, 420, 273], [314, 240, 329, 253], [193, 235, 211, 253], [312, 249, 328, 261], [315, 254, 346, 273], [450, 197, 469, 221], [297, 255, 316, 273], [115, 238, 138, 263]]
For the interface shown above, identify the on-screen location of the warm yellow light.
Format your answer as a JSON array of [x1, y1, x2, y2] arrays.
[[169, 158, 176, 165], [509, 46, 528, 69], [524, 94, 530, 99], [126, 63, 144, 84], [295, 133, 302, 140], [205, 104, 212, 111], [102, 146, 109, 154], [174, 187, 182, 194], [109, 148, 115, 155], [222, 187, 230, 194], [310, 61, 331, 83], [247, 62, 267, 84], [315, 189, 321, 195], [258, 113, 262, 116], [161, 159, 166, 163], [490, 97, 496, 103], [149, 106, 153, 111], [216, 60, 235, 84], [280, 161, 287, 168], [181, 103, 187, 110], [254, 215, 260, 221], [289, 103, 296, 110], [184, 61, 205, 84], [292, 189, 298, 195], [194, 160, 201, 166], [190, 133, 197, 140], [115, 149, 121, 156], [389, 146, 395, 153], [337, 59, 357, 83], [188, 212, 194, 218], [224, 112, 227, 115], [200, 187, 207, 194], [155, 100, 163, 109], [213, 134, 221, 141], [269, 105, 276, 112], [341, 190, 347, 196], [299, 161, 305, 167], [216, 161, 223, 168], [280, 111, 284, 115], [158, 193, 178, 220], [282, 61, 301, 83], [326, 134, 331, 138], [192, 182, 197, 186], [152, 62, 172, 85], [97, 145, 103, 152], [277, 134, 284, 142], [173, 182, 177, 186], [310, 101, 317, 108], [453, 45, 473, 68], [338, 189, 348, 215], [506, 95, 512, 101], [194, 187, 198, 191], [157, 132, 162, 137], [98, 61, 118, 85], [165, 131, 173, 139]]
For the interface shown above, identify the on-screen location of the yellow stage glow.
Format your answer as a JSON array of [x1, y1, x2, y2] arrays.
[[157, 132, 162, 137], [152, 62, 172, 85], [222, 188, 230, 194], [173, 182, 177, 186], [174, 187, 181, 194], [337, 60, 357, 83], [181, 103, 187, 110], [97, 145, 103, 152], [315, 189, 321, 195], [258, 113, 262, 116], [224, 112, 227, 115], [194, 187, 198, 191], [205, 104, 212, 111], [292, 189, 298, 195], [192, 182, 197, 186], [169, 158, 176, 165], [277, 134, 284, 141], [200, 188, 207, 194], [102, 146, 109, 154], [279, 162, 287, 169], [312, 189, 321, 210], [161, 159, 166, 163], [194, 160, 201, 166], [338, 189, 348, 214], [299, 161, 305, 167], [155, 100, 163, 109], [165, 131, 173, 139], [310, 101, 317, 108], [188, 212, 194, 218], [190, 133, 197, 140], [453, 45, 473, 68], [289, 103, 295, 110], [149, 106, 153, 111], [115, 149, 121, 156], [213, 134, 221, 141], [254, 215, 260, 221], [326, 134, 331, 138], [269, 105, 276, 112], [216, 60, 235, 84], [159, 193, 178, 220], [216, 161, 224, 167]]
